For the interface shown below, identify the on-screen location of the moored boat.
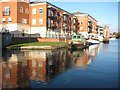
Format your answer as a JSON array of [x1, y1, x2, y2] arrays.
[[69, 34, 89, 50], [87, 39, 100, 45]]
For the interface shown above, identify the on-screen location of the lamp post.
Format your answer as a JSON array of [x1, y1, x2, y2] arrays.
[[65, 26, 67, 42], [63, 24, 67, 42]]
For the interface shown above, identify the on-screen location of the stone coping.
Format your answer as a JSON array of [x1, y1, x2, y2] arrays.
[[6, 44, 69, 50]]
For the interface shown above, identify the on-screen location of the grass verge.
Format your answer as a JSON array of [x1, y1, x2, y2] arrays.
[[7, 42, 68, 48]]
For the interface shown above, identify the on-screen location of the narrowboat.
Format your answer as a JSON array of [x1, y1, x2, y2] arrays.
[[69, 34, 89, 50]]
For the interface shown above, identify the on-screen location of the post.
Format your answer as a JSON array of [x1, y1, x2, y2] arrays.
[[65, 27, 66, 42]]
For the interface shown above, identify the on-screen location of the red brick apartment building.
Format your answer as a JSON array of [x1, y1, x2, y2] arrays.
[[29, 1, 79, 38], [0, 0, 109, 38], [0, 0, 30, 37], [0, 0, 79, 38], [73, 12, 98, 38]]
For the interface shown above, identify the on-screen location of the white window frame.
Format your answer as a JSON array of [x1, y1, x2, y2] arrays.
[[39, 18, 43, 25], [8, 17, 12, 22], [32, 19, 36, 25], [80, 27, 83, 30], [3, 6, 10, 16], [32, 8, 36, 14], [39, 8, 43, 14], [2, 18, 6, 22]]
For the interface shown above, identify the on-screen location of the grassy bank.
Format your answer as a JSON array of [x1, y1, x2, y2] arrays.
[[7, 42, 68, 48]]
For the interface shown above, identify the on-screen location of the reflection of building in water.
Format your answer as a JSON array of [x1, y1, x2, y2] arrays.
[[72, 50, 88, 68], [72, 45, 99, 67], [2, 49, 73, 88], [2, 46, 99, 88], [2, 52, 30, 88]]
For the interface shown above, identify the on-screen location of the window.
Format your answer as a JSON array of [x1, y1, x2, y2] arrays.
[[80, 21, 83, 24], [25, 8, 28, 14], [51, 10, 53, 16], [39, 19, 43, 24], [19, 7, 23, 13], [63, 16, 66, 21], [74, 26, 76, 29], [48, 9, 51, 16], [73, 36, 76, 39], [32, 8, 36, 14], [77, 36, 81, 39], [2, 18, 6, 22], [39, 8, 43, 13], [48, 19, 50, 27], [3, 7, 10, 16], [80, 27, 83, 30], [51, 20, 53, 26], [8, 17, 12, 22], [22, 18, 27, 24], [73, 20, 76, 23], [32, 19, 36, 25]]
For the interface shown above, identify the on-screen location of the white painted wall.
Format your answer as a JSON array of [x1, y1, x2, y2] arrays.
[[17, 23, 29, 33], [30, 27, 47, 37]]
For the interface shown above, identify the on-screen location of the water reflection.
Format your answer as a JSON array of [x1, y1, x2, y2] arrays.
[[2, 45, 100, 88]]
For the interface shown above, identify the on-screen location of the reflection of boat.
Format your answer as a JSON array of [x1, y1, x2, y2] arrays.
[[88, 44, 99, 61]]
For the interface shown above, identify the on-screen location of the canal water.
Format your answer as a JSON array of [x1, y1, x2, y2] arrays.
[[1, 39, 118, 88]]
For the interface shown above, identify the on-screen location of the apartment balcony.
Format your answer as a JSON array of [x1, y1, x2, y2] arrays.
[[88, 23, 92, 28], [63, 12, 69, 16], [88, 28, 92, 33]]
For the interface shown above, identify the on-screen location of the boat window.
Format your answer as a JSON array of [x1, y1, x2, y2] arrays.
[[73, 36, 76, 39], [77, 36, 81, 39]]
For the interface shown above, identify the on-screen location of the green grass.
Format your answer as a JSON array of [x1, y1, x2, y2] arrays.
[[7, 42, 68, 48]]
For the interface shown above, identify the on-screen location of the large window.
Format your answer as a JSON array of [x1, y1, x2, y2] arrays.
[[39, 8, 43, 13], [3, 7, 10, 16], [32, 19, 36, 25], [32, 8, 36, 14]]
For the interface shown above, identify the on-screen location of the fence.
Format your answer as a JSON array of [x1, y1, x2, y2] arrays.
[[11, 34, 72, 44], [11, 33, 72, 39]]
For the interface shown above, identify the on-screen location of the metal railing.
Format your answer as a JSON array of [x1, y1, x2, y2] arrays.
[[11, 33, 72, 39]]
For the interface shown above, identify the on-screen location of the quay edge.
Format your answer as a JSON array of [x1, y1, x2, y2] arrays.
[[6, 44, 69, 50]]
